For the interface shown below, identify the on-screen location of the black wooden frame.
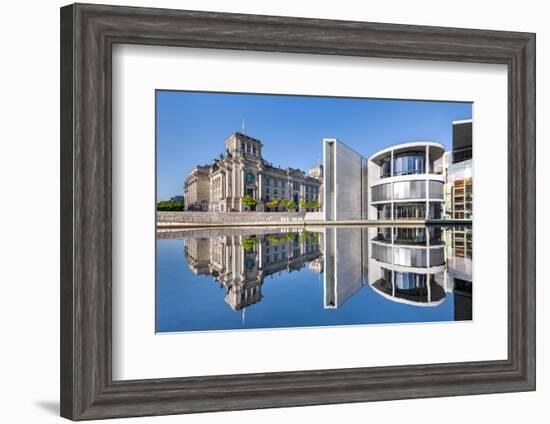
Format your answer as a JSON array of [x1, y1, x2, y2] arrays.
[[60, 3, 536, 420]]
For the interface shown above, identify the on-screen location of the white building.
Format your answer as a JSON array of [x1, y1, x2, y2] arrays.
[[367, 142, 446, 220]]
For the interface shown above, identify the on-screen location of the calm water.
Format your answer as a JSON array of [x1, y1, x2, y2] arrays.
[[156, 226, 472, 333]]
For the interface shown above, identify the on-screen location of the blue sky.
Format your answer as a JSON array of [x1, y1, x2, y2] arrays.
[[156, 91, 472, 201]]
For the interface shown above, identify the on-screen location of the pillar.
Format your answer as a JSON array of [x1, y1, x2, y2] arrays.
[[425, 145, 430, 220], [390, 149, 394, 220]]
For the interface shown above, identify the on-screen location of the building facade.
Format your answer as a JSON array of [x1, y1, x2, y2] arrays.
[[447, 119, 473, 220], [367, 142, 446, 220], [183, 165, 210, 211], [184, 132, 323, 212]]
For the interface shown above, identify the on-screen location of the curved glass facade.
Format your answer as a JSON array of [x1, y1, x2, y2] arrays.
[[375, 204, 392, 219], [379, 152, 430, 178], [372, 183, 392, 202], [372, 181, 444, 202], [393, 180, 426, 200], [394, 152, 425, 176], [393, 246, 428, 267], [371, 242, 445, 268], [375, 269, 446, 304], [393, 202, 426, 220], [369, 144, 446, 222], [373, 227, 444, 246], [428, 180, 444, 199], [380, 156, 392, 178]]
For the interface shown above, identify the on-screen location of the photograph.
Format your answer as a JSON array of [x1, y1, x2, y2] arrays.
[[155, 91, 473, 333]]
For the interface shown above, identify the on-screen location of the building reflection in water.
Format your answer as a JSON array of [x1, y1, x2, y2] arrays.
[[174, 225, 472, 320], [182, 228, 322, 311], [367, 226, 472, 320], [323, 227, 369, 308]]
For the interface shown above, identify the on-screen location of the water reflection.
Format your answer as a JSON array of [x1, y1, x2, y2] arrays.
[[156, 225, 472, 332], [182, 228, 322, 311]]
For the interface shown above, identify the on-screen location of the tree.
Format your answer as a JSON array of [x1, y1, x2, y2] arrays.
[[266, 234, 281, 245], [241, 195, 257, 209], [299, 199, 309, 210], [241, 237, 258, 251], [300, 230, 320, 244], [283, 232, 297, 243], [156, 199, 184, 211], [285, 199, 296, 211], [308, 199, 321, 211], [266, 196, 280, 209]]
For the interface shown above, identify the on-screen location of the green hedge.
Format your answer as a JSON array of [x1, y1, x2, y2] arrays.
[[156, 200, 184, 211]]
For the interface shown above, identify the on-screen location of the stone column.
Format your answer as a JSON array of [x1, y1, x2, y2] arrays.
[[258, 171, 263, 211], [240, 169, 245, 212], [231, 166, 236, 210]]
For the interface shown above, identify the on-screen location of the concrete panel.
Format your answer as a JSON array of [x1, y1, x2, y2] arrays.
[[323, 139, 367, 221]]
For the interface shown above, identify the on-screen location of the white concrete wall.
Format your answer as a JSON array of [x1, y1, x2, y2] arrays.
[[324, 139, 367, 221], [367, 160, 380, 219]]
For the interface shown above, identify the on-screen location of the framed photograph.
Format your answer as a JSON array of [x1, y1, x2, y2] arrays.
[[60, 3, 535, 420]]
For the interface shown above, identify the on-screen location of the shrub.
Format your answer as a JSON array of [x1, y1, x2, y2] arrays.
[[308, 199, 321, 211], [285, 200, 296, 211], [266, 196, 280, 209], [156, 200, 184, 211], [241, 237, 258, 251], [241, 195, 257, 208]]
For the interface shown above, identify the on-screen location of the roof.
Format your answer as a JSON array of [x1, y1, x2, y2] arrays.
[[227, 131, 263, 146], [369, 141, 446, 162]]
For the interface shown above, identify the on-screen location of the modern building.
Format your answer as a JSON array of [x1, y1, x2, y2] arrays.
[[323, 139, 448, 221], [184, 132, 323, 212], [446, 119, 473, 220], [367, 142, 446, 221]]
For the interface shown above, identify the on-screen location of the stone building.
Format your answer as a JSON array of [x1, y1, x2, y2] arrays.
[[184, 132, 323, 212], [183, 165, 210, 211]]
